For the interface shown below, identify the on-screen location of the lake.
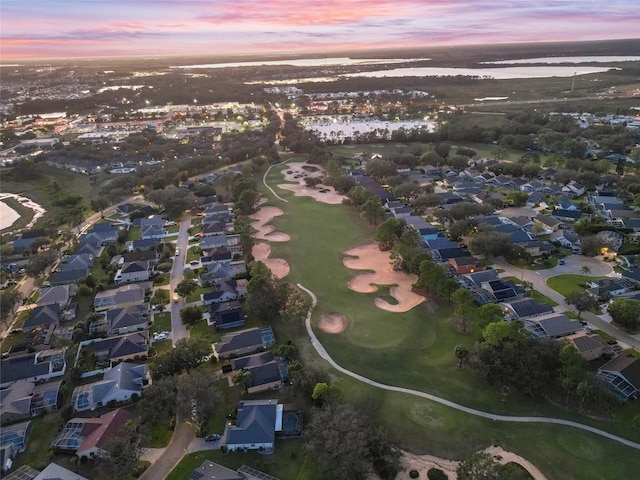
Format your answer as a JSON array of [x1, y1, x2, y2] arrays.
[[344, 65, 617, 80], [171, 57, 427, 69], [481, 56, 640, 64]]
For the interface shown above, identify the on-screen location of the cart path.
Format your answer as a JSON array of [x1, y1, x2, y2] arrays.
[[296, 283, 640, 451]]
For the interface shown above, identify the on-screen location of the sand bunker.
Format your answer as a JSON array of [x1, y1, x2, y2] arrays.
[[344, 243, 424, 313], [251, 242, 290, 279], [397, 446, 548, 480], [318, 313, 347, 334], [278, 161, 346, 205], [249, 206, 290, 242]]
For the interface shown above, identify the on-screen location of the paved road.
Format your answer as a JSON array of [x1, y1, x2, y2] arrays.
[[492, 257, 640, 350], [168, 215, 192, 342], [296, 283, 640, 450], [139, 421, 195, 480]]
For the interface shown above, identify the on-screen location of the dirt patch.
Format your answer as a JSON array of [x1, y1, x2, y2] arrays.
[[318, 313, 347, 334], [278, 161, 346, 205], [343, 243, 424, 313], [251, 242, 290, 279], [249, 205, 290, 242]]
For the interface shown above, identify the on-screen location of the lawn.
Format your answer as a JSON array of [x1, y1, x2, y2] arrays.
[[151, 312, 171, 334], [546, 274, 606, 297], [503, 277, 559, 306], [189, 319, 220, 344], [186, 286, 209, 303], [166, 438, 314, 480], [254, 159, 640, 480]]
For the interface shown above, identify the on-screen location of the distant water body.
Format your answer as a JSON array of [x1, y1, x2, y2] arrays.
[[345, 65, 617, 80], [171, 57, 426, 69], [481, 56, 640, 64]]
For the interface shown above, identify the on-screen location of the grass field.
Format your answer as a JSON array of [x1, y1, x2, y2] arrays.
[[546, 274, 606, 297], [151, 312, 172, 334], [250, 159, 640, 480]]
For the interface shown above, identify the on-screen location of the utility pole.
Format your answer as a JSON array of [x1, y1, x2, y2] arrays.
[[571, 72, 576, 93]]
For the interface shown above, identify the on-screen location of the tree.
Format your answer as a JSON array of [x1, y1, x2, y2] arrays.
[[246, 261, 286, 321], [608, 298, 640, 331], [456, 451, 501, 480], [580, 265, 592, 275], [150, 337, 212, 379], [139, 375, 177, 424], [101, 417, 147, 478], [234, 188, 260, 215], [454, 344, 469, 368], [482, 319, 529, 348], [232, 369, 253, 393], [305, 403, 399, 480], [361, 196, 385, 225], [311, 382, 342, 406], [434, 143, 452, 159], [565, 291, 598, 318], [374, 218, 402, 250], [475, 303, 504, 334], [0, 289, 23, 327], [177, 371, 222, 434], [180, 305, 203, 326], [290, 366, 330, 399], [452, 289, 475, 332], [304, 177, 323, 188], [25, 250, 57, 278], [174, 279, 198, 299], [280, 286, 311, 330], [469, 231, 514, 258]]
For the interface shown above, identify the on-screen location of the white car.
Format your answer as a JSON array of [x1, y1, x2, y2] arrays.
[[153, 333, 168, 341]]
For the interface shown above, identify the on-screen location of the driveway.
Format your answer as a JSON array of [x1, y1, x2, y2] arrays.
[[139, 421, 195, 480]]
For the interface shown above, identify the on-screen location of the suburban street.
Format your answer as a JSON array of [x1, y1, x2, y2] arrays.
[[167, 214, 192, 342], [139, 422, 195, 480], [492, 256, 640, 350]]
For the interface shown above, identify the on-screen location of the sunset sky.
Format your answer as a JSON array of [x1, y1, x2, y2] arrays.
[[1, 0, 638, 60]]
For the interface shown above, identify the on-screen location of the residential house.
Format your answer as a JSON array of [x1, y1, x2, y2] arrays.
[[59, 253, 94, 274], [448, 256, 484, 275], [71, 363, 148, 412], [114, 261, 151, 285], [209, 301, 245, 330], [53, 409, 137, 459], [225, 399, 281, 452], [125, 238, 161, 252], [202, 280, 239, 304], [22, 304, 60, 332], [549, 228, 581, 252], [188, 461, 244, 480], [139, 217, 167, 240], [533, 215, 564, 234], [431, 247, 470, 262], [523, 313, 581, 339], [596, 355, 640, 401], [80, 223, 120, 246], [36, 285, 77, 309], [586, 278, 635, 300], [500, 298, 554, 320], [121, 250, 158, 265], [49, 268, 88, 286], [521, 240, 554, 257], [213, 327, 275, 360], [93, 283, 149, 311], [86, 331, 149, 366], [436, 192, 464, 206], [0, 444, 15, 473], [0, 379, 62, 425], [32, 463, 89, 480], [481, 279, 523, 303], [0, 421, 32, 459], [102, 304, 149, 336], [562, 181, 586, 198], [0, 350, 67, 388], [231, 351, 285, 394], [552, 209, 582, 222], [525, 191, 543, 207], [520, 180, 543, 193], [507, 216, 534, 230], [558, 198, 579, 211], [485, 175, 519, 189], [566, 332, 608, 361]]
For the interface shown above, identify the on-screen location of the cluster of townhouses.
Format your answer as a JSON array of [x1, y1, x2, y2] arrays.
[[352, 159, 640, 401]]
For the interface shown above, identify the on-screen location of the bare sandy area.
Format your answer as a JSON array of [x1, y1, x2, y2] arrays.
[[318, 313, 347, 334], [278, 161, 346, 205], [249, 206, 290, 242], [343, 243, 424, 313], [394, 446, 548, 480], [251, 242, 290, 279]]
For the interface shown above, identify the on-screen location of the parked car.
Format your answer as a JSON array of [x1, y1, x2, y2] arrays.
[[558, 259, 565, 265], [153, 333, 167, 341], [607, 340, 618, 345], [205, 434, 220, 442], [612, 345, 623, 351]]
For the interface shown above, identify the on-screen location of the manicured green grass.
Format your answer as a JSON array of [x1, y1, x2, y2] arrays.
[[186, 246, 201, 263], [166, 224, 181, 234], [127, 227, 141, 241], [254, 160, 640, 480], [189, 320, 220, 344], [12, 415, 59, 471], [152, 339, 173, 354], [151, 312, 171, 334], [546, 274, 606, 297], [166, 439, 314, 480], [147, 422, 174, 448], [186, 286, 209, 303]]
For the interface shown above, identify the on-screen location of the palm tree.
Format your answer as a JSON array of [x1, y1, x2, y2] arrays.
[[580, 265, 592, 275], [232, 370, 252, 393]]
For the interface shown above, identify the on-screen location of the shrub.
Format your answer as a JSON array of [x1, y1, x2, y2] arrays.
[[427, 468, 448, 480], [409, 470, 420, 479]]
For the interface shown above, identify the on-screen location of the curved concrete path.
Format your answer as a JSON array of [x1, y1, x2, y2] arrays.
[[263, 162, 288, 203], [296, 283, 640, 450]]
